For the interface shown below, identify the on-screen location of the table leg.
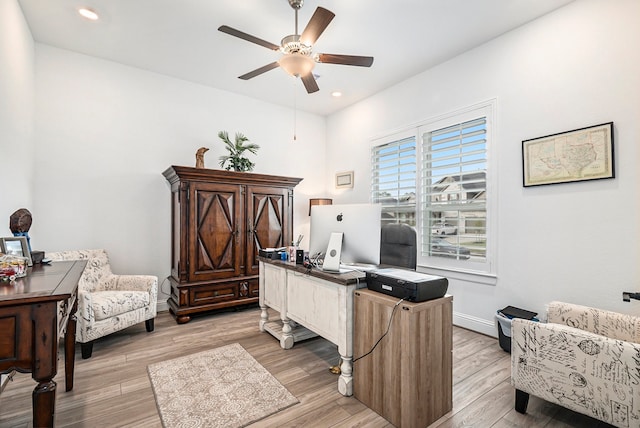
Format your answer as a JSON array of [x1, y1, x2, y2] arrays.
[[280, 317, 294, 349], [259, 303, 269, 332], [338, 355, 353, 396], [31, 301, 59, 427], [32, 380, 56, 427], [65, 299, 78, 392]]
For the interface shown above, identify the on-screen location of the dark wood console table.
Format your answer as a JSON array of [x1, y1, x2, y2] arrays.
[[0, 260, 86, 427]]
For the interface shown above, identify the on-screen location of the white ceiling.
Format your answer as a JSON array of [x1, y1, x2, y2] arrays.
[[18, 0, 574, 116]]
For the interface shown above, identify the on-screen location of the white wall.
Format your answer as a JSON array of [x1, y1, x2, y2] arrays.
[[326, 0, 640, 335], [0, 0, 35, 223], [31, 45, 327, 305], [7, 0, 640, 336]]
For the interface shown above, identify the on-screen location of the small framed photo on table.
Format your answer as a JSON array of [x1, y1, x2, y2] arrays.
[[0, 236, 33, 266]]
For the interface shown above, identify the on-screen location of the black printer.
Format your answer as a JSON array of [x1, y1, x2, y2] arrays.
[[366, 268, 448, 302]]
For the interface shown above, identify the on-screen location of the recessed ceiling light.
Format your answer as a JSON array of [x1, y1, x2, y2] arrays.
[[78, 7, 99, 21], [331, 91, 342, 98]]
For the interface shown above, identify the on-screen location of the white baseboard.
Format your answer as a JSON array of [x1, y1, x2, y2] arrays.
[[154, 299, 497, 338], [453, 311, 497, 338]]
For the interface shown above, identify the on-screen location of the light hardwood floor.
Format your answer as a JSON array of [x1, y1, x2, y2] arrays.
[[0, 307, 614, 427]]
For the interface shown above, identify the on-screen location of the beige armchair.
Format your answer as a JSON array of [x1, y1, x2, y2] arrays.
[[47, 249, 157, 359], [511, 301, 640, 427]]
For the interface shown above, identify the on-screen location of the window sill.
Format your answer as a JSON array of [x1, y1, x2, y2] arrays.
[[417, 265, 497, 286]]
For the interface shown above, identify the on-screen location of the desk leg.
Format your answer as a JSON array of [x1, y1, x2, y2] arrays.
[[33, 380, 56, 427], [65, 298, 78, 392], [338, 356, 353, 396], [259, 303, 268, 332], [280, 317, 294, 349], [32, 302, 58, 427]]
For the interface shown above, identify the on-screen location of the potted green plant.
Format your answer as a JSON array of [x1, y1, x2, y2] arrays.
[[218, 131, 260, 172]]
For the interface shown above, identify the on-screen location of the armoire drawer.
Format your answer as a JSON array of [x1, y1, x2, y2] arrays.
[[189, 282, 239, 306]]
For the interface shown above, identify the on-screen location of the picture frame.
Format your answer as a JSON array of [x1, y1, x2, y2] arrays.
[[0, 236, 33, 266], [335, 171, 354, 189], [522, 122, 614, 187]]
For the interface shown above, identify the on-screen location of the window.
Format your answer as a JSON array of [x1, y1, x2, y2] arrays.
[[371, 100, 495, 276], [371, 135, 416, 226], [421, 117, 487, 264]]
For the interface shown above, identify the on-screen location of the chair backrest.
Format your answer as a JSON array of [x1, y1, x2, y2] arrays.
[[379, 223, 417, 269], [46, 249, 112, 292], [547, 301, 640, 343]]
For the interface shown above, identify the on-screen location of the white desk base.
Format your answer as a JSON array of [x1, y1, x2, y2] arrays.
[[259, 260, 365, 396]]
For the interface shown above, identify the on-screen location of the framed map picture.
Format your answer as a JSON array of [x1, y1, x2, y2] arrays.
[[522, 122, 614, 187]]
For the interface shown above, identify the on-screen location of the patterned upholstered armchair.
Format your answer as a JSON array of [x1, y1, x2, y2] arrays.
[[47, 249, 158, 359], [511, 301, 640, 427]]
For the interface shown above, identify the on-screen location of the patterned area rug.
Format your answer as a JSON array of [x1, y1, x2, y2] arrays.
[[148, 343, 298, 428]]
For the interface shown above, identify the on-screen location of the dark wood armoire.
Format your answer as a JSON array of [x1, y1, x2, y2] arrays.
[[162, 166, 302, 324]]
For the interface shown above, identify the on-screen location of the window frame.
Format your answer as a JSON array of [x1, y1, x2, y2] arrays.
[[370, 100, 497, 280], [416, 101, 497, 277]]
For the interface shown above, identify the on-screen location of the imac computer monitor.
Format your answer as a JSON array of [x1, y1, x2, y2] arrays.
[[309, 203, 381, 266]]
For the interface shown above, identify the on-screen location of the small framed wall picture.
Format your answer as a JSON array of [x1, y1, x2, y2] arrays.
[[0, 236, 33, 266], [335, 171, 354, 189]]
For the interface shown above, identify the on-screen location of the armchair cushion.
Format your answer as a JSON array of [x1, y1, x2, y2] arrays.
[[91, 290, 151, 321], [511, 301, 640, 427]]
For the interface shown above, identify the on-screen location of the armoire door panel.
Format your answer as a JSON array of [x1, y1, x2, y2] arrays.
[[253, 194, 284, 248], [190, 183, 243, 281], [247, 186, 291, 275]]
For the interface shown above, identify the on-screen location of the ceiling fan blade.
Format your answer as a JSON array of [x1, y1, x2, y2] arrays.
[[300, 7, 335, 46], [300, 73, 319, 94], [238, 62, 280, 80], [317, 53, 374, 67], [218, 25, 280, 51]]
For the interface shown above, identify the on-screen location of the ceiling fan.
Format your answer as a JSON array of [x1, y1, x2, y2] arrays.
[[218, 0, 374, 94]]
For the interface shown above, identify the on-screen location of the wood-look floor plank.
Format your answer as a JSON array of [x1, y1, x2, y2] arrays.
[[0, 309, 617, 427], [451, 355, 512, 412], [435, 380, 514, 427], [453, 345, 507, 384]]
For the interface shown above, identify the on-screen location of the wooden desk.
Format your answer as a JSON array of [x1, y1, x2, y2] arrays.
[[258, 258, 366, 396], [0, 260, 86, 428]]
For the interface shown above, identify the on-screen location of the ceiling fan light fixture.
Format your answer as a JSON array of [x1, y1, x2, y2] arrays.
[[279, 53, 315, 77], [281, 35, 312, 55]]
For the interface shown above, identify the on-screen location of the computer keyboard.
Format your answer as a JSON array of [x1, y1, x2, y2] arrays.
[[340, 263, 379, 272]]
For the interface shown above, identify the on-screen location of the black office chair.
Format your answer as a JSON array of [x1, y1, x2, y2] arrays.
[[379, 223, 417, 269]]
